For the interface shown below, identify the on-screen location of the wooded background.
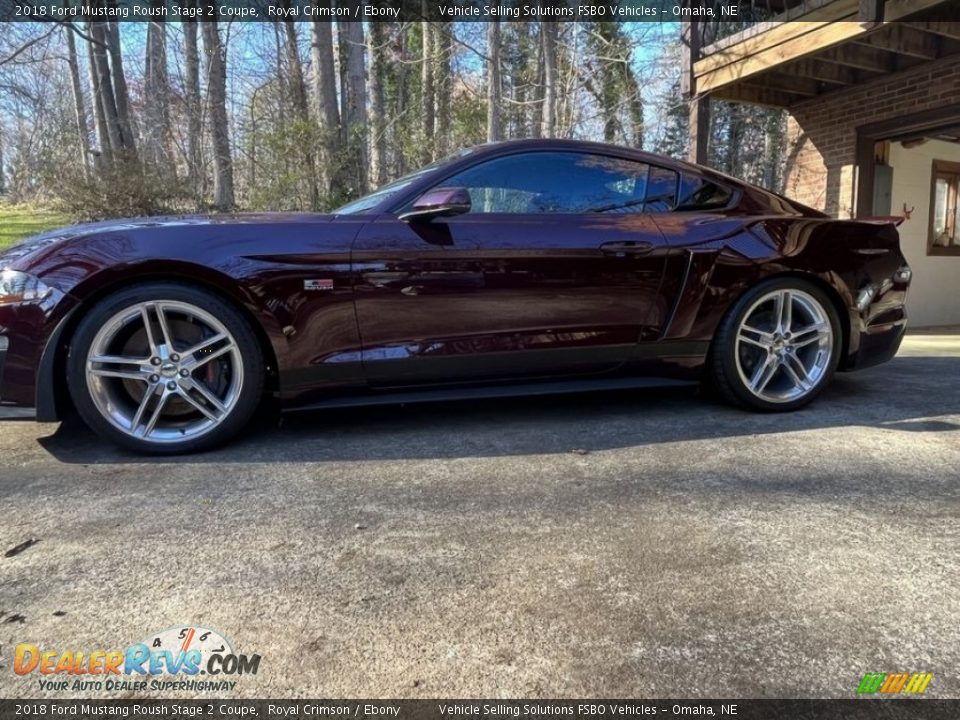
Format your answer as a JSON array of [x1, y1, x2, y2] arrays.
[[0, 15, 787, 219]]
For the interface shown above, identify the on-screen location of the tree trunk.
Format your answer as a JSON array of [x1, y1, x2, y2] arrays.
[[201, 20, 234, 211], [282, 18, 319, 208], [626, 67, 643, 148], [486, 21, 501, 143], [420, 11, 435, 163], [434, 22, 451, 157], [183, 11, 203, 200], [540, 21, 558, 138], [64, 25, 91, 177], [599, 25, 620, 143], [394, 27, 409, 176], [143, 15, 173, 174], [0, 131, 5, 195], [310, 13, 340, 198], [105, 21, 136, 153], [338, 13, 367, 195], [87, 21, 121, 160], [86, 33, 110, 167], [367, 21, 387, 187]]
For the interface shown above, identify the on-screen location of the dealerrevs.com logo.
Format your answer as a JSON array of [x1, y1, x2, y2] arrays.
[[14, 625, 261, 693]]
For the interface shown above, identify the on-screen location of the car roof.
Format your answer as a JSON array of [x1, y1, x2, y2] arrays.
[[465, 138, 745, 189]]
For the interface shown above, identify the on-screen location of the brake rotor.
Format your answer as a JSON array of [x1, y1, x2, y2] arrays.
[[118, 319, 228, 418]]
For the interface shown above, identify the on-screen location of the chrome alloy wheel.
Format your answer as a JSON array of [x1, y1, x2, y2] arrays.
[[734, 288, 834, 404], [85, 300, 244, 444]]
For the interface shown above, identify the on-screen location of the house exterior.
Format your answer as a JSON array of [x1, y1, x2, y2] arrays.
[[683, 2, 960, 326]]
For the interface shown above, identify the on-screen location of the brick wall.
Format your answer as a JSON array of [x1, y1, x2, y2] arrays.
[[783, 54, 960, 218]]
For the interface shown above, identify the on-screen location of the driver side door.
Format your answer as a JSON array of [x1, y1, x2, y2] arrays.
[[351, 151, 678, 387]]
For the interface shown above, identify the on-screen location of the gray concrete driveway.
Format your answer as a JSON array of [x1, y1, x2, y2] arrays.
[[1, 331, 958, 699]]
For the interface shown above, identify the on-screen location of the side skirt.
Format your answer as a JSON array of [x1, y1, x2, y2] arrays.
[[284, 375, 698, 413]]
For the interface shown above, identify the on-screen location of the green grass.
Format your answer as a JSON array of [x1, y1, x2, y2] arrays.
[[0, 205, 71, 250]]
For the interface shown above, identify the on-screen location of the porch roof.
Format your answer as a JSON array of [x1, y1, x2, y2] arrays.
[[688, 0, 960, 108]]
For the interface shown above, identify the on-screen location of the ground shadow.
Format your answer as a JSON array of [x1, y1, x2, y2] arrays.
[[34, 354, 960, 466]]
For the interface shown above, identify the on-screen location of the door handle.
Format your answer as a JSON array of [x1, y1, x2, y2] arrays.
[[599, 241, 655, 257]]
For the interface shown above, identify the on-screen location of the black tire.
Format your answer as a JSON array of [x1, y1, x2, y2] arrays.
[[709, 276, 842, 412], [67, 282, 264, 454]]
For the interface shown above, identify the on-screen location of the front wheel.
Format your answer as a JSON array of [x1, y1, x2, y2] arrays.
[[67, 283, 264, 454], [710, 278, 841, 412]]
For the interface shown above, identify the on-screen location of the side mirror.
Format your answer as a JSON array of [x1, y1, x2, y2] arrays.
[[399, 187, 471, 223]]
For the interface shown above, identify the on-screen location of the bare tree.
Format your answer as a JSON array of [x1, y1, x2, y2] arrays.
[[434, 22, 451, 157], [183, 11, 203, 200], [540, 21, 558, 138], [87, 21, 121, 159], [393, 26, 410, 177], [486, 21, 502, 142], [0, 27, 57, 67], [367, 21, 387, 187], [420, 11, 434, 163], [338, 11, 367, 194], [105, 21, 136, 153], [281, 17, 319, 208], [64, 25, 91, 177], [310, 11, 340, 197], [201, 20, 234, 210], [143, 16, 173, 174]]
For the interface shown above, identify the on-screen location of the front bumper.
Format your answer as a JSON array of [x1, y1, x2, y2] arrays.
[[0, 301, 70, 409]]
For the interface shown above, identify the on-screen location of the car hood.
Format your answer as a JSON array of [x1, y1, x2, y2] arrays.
[[1, 212, 338, 266]]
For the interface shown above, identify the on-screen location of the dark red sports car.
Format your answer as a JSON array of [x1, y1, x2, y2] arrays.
[[0, 139, 911, 454]]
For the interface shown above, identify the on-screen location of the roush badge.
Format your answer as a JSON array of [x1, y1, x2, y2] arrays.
[[304, 278, 335, 291]]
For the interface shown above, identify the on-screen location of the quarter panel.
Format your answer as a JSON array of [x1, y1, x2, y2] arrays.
[[11, 216, 370, 406], [647, 215, 909, 372]]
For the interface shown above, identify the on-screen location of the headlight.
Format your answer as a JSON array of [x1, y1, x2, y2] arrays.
[[0, 269, 54, 305]]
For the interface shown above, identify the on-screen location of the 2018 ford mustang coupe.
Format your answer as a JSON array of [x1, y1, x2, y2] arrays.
[[0, 139, 911, 454]]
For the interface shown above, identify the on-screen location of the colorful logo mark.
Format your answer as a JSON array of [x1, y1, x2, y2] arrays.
[[13, 625, 260, 692], [857, 672, 933, 695]]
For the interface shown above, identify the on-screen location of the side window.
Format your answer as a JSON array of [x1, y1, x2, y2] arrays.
[[645, 165, 679, 213], [676, 173, 733, 211], [427, 152, 676, 215]]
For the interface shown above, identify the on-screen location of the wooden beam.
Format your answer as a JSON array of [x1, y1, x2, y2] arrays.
[[858, 0, 885, 23], [907, 21, 960, 42], [699, 0, 858, 57], [715, 84, 806, 109], [692, 0, 949, 95], [680, 20, 699, 97], [816, 42, 894, 73], [787, 58, 859, 85], [695, 22, 867, 94], [853, 24, 941, 60], [745, 72, 824, 97], [688, 94, 710, 165], [694, 21, 841, 80]]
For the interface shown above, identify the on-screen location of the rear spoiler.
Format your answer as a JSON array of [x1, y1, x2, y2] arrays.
[[859, 215, 906, 227]]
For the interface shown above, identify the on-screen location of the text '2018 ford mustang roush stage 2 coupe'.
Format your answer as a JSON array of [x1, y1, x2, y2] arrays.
[[0, 140, 911, 454]]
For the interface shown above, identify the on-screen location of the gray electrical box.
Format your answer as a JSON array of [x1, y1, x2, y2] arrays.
[[873, 164, 893, 216]]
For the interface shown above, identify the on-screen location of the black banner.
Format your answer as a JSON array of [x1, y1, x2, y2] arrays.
[[0, 0, 869, 23], [2, 700, 960, 720], [5, 0, 960, 23]]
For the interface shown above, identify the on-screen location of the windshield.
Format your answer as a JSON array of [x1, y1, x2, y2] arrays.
[[334, 147, 479, 215]]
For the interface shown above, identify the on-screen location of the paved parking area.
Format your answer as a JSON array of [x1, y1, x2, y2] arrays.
[[1, 331, 958, 699]]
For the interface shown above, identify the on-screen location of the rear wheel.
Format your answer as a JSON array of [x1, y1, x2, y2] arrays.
[[710, 278, 841, 411], [67, 283, 264, 454]]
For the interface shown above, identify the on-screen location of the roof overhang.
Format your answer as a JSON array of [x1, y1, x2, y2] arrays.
[[692, 0, 960, 108]]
